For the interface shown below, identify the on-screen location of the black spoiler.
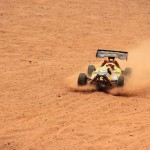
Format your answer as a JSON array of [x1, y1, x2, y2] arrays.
[[96, 49, 128, 60]]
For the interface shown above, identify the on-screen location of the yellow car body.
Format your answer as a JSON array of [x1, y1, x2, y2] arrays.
[[91, 64, 122, 81]]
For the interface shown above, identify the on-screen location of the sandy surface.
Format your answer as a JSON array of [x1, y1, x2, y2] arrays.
[[0, 0, 150, 149]]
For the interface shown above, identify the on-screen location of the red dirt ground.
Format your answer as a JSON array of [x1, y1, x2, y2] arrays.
[[0, 0, 150, 149]]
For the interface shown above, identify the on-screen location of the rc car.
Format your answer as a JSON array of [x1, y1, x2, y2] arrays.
[[77, 49, 132, 91]]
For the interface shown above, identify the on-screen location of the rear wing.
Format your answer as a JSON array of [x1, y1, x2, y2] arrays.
[[96, 49, 128, 60]]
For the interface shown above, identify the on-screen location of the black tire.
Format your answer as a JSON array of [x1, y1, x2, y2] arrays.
[[124, 67, 132, 76], [78, 73, 87, 86], [88, 65, 96, 76], [117, 76, 124, 87]]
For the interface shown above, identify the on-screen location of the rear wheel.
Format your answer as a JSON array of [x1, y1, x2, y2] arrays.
[[124, 67, 132, 76], [117, 76, 124, 87], [88, 65, 96, 76], [78, 73, 87, 86]]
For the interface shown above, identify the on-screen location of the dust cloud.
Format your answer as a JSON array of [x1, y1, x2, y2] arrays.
[[110, 41, 150, 96]]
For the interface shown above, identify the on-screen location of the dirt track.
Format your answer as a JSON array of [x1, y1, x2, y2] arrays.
[[0, 0, 150, 149]]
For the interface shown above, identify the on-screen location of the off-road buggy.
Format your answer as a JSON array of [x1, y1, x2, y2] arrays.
[[78, 49, 132, 91]]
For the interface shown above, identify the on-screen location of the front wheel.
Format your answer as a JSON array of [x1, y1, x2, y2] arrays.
[[117, 76, 124, 87], [124, 67, 132, 76], [78, 73, 87, 86]]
